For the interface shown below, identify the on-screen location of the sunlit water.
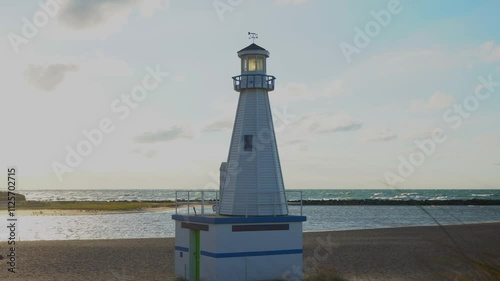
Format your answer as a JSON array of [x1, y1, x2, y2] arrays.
[[1, 205, 499, 241], [19, 189, 500, 201]]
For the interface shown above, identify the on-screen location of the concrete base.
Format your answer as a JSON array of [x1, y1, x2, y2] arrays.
[[172, 214, 306, 281]]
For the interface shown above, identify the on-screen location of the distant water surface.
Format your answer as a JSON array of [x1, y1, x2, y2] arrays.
[[1, 205, 499, 241], [19, 189, 500, 202]]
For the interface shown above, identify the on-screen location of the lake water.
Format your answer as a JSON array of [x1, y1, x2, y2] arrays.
[[19, 189, 500, 202], [2, 205, 499, 241]]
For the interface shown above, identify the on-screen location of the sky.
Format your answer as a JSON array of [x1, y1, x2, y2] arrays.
[[0, 0, 499, 190]]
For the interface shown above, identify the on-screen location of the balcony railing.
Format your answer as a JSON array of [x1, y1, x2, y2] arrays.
[[174, 189, 303, 217], [232, 74, 276, 92]]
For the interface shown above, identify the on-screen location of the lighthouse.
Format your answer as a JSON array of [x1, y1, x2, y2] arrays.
[[173, 36, 306, 281], [218, 39, 287, 216]]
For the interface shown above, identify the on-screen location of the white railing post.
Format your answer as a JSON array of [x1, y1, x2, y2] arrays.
[[201, 191, 205, 215], [216, 191, 219, 215], [187, 191, 190, 215], [300, 190, 303, 216]]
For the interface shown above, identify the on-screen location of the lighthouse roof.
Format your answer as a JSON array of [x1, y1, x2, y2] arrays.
[[237, 43, 270, 58]]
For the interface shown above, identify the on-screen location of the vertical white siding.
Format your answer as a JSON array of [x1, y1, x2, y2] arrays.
[[219, 88, 288, 216]]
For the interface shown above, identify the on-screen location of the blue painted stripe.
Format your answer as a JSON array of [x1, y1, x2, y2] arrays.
[[172, 214, 307, 224], [175, 246, 189, 252], [200, 248, 303, 258]]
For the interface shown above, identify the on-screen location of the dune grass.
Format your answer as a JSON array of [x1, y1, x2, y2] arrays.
[[6, 200, 176, 211]]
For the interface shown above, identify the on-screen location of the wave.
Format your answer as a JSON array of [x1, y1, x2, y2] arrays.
[[471, 193, 494, 197], [19, 189, 500, 202]]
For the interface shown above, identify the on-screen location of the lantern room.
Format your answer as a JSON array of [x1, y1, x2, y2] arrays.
[[238, 43, 269, 74], [233, 43, 275, 92]]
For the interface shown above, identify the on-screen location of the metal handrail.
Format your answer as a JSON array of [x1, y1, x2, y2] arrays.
[[232, 74, 276, 91], [175, 190, 303, 216], [175, 190, 219, 215]]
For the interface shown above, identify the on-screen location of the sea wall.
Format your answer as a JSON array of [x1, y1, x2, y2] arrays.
[[291, 199, 500, 205]]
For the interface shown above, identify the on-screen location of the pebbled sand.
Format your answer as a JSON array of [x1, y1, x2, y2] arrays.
[[0, 223, 499, 281]]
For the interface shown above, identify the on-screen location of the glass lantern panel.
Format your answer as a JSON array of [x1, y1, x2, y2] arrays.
[[256, 56, 264, 71], [242, 58, 248, 72], [248, 56, 257, 71]]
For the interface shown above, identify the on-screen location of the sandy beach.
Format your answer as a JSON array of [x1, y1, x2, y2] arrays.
[[0, 222, 499, 281]]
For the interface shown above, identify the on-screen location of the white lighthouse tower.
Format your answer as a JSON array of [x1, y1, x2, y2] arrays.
[[218, 39, 287, 216], [173, 36, 306, 281]]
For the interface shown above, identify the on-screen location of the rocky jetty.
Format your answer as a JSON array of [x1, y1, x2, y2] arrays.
[[290, 199, 500, 205]]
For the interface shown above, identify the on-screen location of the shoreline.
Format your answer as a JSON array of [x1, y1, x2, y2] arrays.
[[10, 206, 176, 216], [5, 221, 499, 242], [2, 221, 498, 242], [2, 200, 498, 216], [1, 222, 498, 280], [302, 219, 500, 232], [4, 204, 205, 216]]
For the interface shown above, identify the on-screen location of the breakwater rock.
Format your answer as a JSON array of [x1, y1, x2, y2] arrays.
[[290, 199, 500, 206]]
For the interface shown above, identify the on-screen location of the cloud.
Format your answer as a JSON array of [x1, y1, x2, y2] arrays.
[[24, 64, 78, 91], [477, 41, 500, 63], [283, 82, 308, 98], [139, 0, 169, 17], [133, 126, 193, 143], [365, 128, 398, 143], [475, 135, 500, 147], [273, 79, 345, 105], [58, 0, 139, 29], [290, 79, 345, 98], [54, 0, 168, 39], [132, 148, 159, 158], [409, 91, 455, 112], [401, 129, 434, 141], [319, 79, 345, 97], [290, 112, 362, 134], [281, 139, 308, 146], [314, 113, 362, 133], [143, 150, 158, 158], [475, 83, 486, 93], [202, 119, 233, 133], [316, 120, 362, 133], [201, 111, 361, 137]]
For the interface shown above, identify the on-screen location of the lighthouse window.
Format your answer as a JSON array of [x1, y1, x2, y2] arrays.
[[248, 57, 257, 71], [244, 135, 253, 151], [256, 56, 264, 71], [242, 56, 264, 72], [242, 58, 248, 72]]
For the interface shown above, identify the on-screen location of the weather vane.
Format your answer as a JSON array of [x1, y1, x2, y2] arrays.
[[248, 32, 258, 43]]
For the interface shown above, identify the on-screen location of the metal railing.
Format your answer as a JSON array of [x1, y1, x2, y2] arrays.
[[174, 190, 303, 216], [232, 74, 276, 91], [174, 190, 219, 216]]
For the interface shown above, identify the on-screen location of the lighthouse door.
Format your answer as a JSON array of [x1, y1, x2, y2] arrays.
[[189, 229, 200, 281]]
